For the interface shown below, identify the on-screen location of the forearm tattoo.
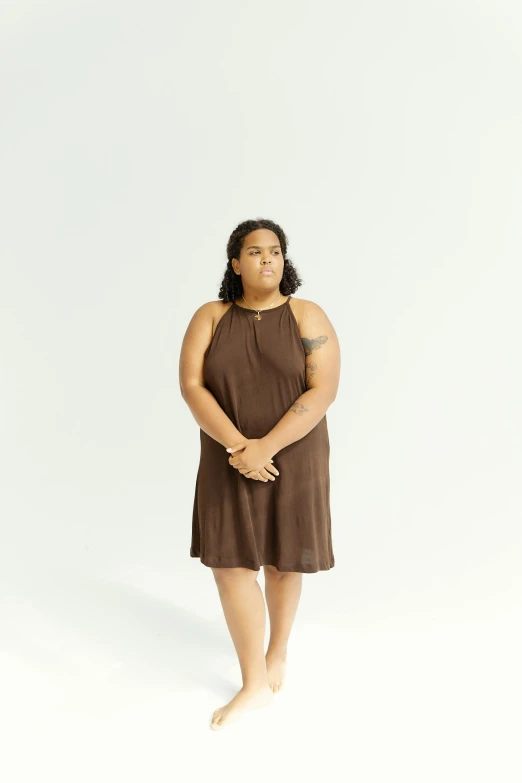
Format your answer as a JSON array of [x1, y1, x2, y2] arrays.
[[290, 401, 309, 416]]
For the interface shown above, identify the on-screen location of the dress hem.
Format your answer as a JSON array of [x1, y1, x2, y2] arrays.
[[190, 550, 335, 574]]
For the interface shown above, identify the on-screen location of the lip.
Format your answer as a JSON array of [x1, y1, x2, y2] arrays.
[[260, 270, 274, 275]]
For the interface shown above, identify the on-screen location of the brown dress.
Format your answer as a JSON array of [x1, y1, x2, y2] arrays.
[[190, 295, 335, 573]]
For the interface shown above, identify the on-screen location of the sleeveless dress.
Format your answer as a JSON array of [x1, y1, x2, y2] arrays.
[[190, 295, 335, 573]]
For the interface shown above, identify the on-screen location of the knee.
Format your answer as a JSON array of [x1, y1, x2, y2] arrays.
[[263, 564, 295, 580], [211, 566, 259, 589]]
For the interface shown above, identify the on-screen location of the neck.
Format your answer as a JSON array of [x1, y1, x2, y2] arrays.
[[241, 287, 282, 308]]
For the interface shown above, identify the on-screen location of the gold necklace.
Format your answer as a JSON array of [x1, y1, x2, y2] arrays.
[[240, 291, 283, 320]]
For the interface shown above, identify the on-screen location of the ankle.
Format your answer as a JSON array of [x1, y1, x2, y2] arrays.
[[242, 678, 270, 692]]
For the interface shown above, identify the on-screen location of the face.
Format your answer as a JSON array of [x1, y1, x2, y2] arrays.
[[232, 228, 283, 291]]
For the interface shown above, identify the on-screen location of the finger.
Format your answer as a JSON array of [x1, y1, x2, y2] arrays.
[[258, 468, 274, 481], [264, 463, 279, 477]]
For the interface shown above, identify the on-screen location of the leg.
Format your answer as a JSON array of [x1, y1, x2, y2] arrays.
[[210, 566, 273, 730], [263, 564, 303, 692], [212, 566, 268, 687]]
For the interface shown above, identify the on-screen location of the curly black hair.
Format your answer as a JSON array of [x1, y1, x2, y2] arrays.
[[218, 217, 303, 303]]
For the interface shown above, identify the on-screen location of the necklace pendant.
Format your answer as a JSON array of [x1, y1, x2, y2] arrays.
[[255, 312, 262, 320]]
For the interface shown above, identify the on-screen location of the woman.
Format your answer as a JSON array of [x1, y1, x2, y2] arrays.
[[179, 218, 340, 730]]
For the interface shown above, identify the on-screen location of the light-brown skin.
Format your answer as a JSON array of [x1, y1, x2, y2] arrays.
[[179, 228, 341, 730]]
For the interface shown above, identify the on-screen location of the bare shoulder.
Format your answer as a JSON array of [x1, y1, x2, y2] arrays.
[[289, 296, 333, 331], [290, 297, 340, 397], [211, 299, 234, 335], [288, 295, 307, 328], [179, 300, 231, 394], [187, 300, 217, 326], [187, 298, 232, 326]]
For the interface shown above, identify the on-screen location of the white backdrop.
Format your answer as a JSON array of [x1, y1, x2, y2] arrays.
[[1, 0, 520, 780]]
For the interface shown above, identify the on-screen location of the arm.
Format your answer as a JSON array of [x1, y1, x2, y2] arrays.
[[182, 386, 243, 449], [179, 302, 242, 448], [262, 300, 341, 456]]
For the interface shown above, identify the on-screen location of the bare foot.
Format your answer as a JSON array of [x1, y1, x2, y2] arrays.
[[266, 651, 287, 693], [210, 684, 273, 730]]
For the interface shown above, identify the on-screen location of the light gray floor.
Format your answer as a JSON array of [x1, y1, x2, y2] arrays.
[[2, 557, 519, 783]]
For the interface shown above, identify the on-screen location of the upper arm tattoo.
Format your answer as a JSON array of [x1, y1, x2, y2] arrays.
[[302, 335, 328, 390], [301, 335, 328, 356], [305, 360, 317, 389]]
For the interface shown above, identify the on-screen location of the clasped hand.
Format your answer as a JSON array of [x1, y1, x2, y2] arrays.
[[226, 438, 279, 482]]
